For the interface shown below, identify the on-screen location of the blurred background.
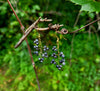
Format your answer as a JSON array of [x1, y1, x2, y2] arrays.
[[0, 0, 100, 91]]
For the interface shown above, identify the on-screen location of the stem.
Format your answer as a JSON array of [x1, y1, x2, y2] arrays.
[[56, 34, 60, 64], [73, 11, 81, 27], [70, 18, 100, 33], [7, 0, 41, 91], [38, 33, 42, 57]]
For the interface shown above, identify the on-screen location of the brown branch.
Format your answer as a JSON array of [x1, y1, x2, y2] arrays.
[[24, 17, 52, 34], [36, 24, 63, 31], [15, 17, 41, 48], [40, 18, 52, 22], [56, 28, 68, 34], [15, 17, 52, 48], [35, 27, 49, 31], [15, 23, 63, 48], [15, 15, 100, 49], [7, 0, 41, 91], [69, 18, 100, 34]]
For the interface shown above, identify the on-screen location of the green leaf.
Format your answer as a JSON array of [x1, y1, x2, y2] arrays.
[[32, 5, 40, 10], [70, 0, 100, 12]]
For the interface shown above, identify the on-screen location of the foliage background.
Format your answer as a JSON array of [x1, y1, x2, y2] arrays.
[[0, 0, 100, 91]]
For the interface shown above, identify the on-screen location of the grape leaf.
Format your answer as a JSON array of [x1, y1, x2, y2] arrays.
[[70, 0, 100, 12]]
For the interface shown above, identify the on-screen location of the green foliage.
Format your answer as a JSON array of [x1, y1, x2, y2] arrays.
[[0, 0, 100, 91], [70, 0, 100, 12]]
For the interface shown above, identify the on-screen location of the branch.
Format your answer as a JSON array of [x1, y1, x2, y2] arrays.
[[15, 17, 52, 48], [40, 18, 52, 22], [24, 17, 52, 34], [73, 11, 81, 27], [69, 18, 100, 34], [36, 24, 63, 31], [7, 0, 41, 91]]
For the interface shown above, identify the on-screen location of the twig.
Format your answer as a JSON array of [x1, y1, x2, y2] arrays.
[[24, 17, 52, 34], [91, 25, 100, 48], [96, 13, 100, 30], [15, 17, 41, 48], [69, 18, 100, 33], [36, 24, 63, 31], [40, 18, 52, 22], [15, 23, 63, 48], [88, 25, 92, 39], [73, 11, 81, 27], [70, 33, 75, 66], [7, 0, 41, 91]]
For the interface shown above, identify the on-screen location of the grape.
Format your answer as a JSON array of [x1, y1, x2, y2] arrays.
[[36, 42, 39, 45], [54, 49, 57, 51], [54, 62, 56, 64], [54, 55, 57, 58], [58, 67, 61, 70], [62, 54, 65, 58], [56, 65, 59, 68], [43, 48, 46, 51], [62, 62, 65, 65], [51, 59, 55, 64]]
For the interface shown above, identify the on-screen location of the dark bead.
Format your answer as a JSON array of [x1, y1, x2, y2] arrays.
[[34, 46, 36, 48], [53, 53, 56, 56], [45, 55, 48, 58], [44, 45, 47, 48], [52, 59, 55, 61], [56, 65, 59, 68], [62, 54, 65, 58], [38, 58, 41, 61], [53, 46, 56, 49], [40, 60, 43, 63], [41, 58, 44, 61], [52, 48, 54, 50], [35, 39, 38, 42], [58, 67, 61, 70], [36, 48, 38, 50], [59, 60, 63, 63], [62, 59, 65, 62], [43, 48, 46, 51], [47, 47, 49, 50], [36, 42, 39, 45], [54, 56, 57, 58], [42, 54, 45, 57], [54, 49, 57, 51], [51, 61, 53, 64], [62, 62, 65, 65], [34, 41, 36, 44], [59, 65, 62, 68], [54, 62, 56, 64]]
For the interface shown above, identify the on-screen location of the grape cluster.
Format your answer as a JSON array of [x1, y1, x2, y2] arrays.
[[33, 39, 50, 63], [33, 39, 66, 70], [59, 52, 65, 65], [33, 39, 39, 56], [51, 46, 65, 70]]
